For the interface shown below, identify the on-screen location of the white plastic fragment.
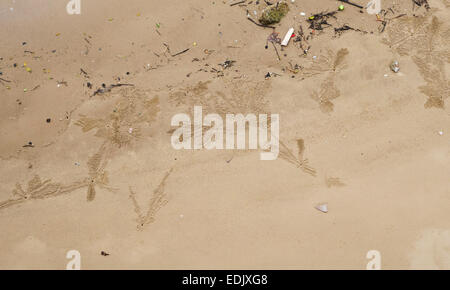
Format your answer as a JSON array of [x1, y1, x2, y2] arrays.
[[438, 130, 443, 136], [281, 27, 295, 46], [315, 203, 328, 213], [300, 12, 306, 16]]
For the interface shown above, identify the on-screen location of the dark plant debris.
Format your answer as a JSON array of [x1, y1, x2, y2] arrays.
[[307, 11, 337, 30]]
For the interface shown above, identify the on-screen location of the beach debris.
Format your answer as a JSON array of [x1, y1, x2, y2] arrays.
[[219, 59, 236, 69], [80, 68, 89, 78], [266, 32, 281, 48], [173, 48, 190, 57], [100, 251, 110, 256], [390, 60, 400, 73], [334, 24, 367, 36], [438, 130, 443, 136], [412, 0, 430, 11], [23, 141, 34, 148], [287, 62, 300, 74], [57, 80, 68, 88], [247, 16, 275, 29], [230, 0, 246, 6], [46, 118, 51, 123], [307, 11, 337, 30], [92, 83, 134, 97], [315, 203, 328, 213], [338, 0, 363, 9], [163, 43, 190, 57], [0, 77, 11, 84], [281, 27, 295, 46], [339, 5, 345, 11], [272, 42, 281, 60], [259, 1, 289, 25], [366, 0, 381, 14]]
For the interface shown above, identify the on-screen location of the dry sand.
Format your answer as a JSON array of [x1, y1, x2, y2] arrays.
[[0, 0, 449, 269]]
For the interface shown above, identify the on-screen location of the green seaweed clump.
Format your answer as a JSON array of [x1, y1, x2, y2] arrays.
[[259, 2, 289, 25]]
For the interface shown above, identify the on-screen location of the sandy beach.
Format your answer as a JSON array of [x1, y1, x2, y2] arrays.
[[0, 0, 449, 269]]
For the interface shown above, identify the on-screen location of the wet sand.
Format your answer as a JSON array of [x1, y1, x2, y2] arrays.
[[0, 0, 449, 269]]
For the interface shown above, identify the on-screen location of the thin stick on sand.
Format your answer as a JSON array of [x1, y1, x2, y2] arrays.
[[338, 0, 364, 9], [272, 42, 281, 61]]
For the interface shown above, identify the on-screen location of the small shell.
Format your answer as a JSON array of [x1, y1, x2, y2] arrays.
[[390, 61, 400, 73], [315, 203, 328, 213]]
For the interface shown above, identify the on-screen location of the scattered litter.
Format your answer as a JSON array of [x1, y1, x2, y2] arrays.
[[163, 43, 191, 57], [0, 77, 11, 84], [219, 60, 236, 69], [438, 131, 443, 136], [267, 32, 281, 47], [338, 0, 363, 9], [92, 83, 134, 97], [46, 118, 51, 123], [307, 11, 337, 30], [230, 0, 246, 6], [57, 80, 68, 87], [412, 0, 430, 11], [281, 27, 295, 46], [315, 203, 328, 213], [334, 24, 367, 36], [338, 5, 345, 11], [100, 251, 110, 256], [23, 141, 34, 148], [265, 72, 281, 79], [300, 12, 306, 16], [390, 60, 400, 73]]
